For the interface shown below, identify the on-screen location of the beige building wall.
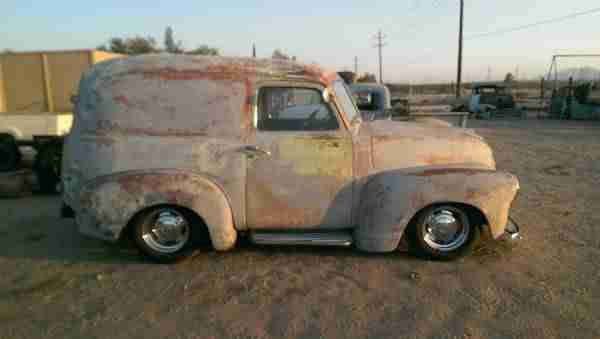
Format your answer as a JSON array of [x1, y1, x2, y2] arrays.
[[1, 53, 47, 113], [0, 59, 6, 112], [0, 50, 123, 114], [92, 51, 123, 64], [46, 51, 91, 112]]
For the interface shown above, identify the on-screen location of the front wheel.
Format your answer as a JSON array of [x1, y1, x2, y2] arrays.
[[132, 206, 206, 263], [408, 205, 480, 260]]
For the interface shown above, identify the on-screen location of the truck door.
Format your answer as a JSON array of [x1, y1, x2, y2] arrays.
[[245, 85, 354, 229]]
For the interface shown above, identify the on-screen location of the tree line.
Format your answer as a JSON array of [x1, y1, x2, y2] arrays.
[[97, 26, 298, 60], [97, 26, 220, 56]]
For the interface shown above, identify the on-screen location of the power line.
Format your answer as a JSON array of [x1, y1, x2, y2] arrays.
[[466, 7, 600, 40], [400, 6, 600, 67]]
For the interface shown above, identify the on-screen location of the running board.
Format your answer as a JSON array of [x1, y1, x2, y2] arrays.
[[249, 231, 353, 247]]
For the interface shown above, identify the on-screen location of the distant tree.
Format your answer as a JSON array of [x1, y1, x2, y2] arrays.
[[356, 73, 377, 83], [98, 31, 220, 56], [97, 36, 158, 55], [126, 36, 158, 54], [107, 37, 128, 54], [1, 48, 15, 54], [504, 72, 515, 83], [272, 49, 290, 60], [164, 26, 183, 54], [187, 45, 220, 56]]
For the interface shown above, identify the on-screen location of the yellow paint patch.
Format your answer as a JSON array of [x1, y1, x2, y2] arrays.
[[278, 136, 352, 177]]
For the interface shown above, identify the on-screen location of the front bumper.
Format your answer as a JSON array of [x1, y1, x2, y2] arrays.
[[500, 216, 521, 241]]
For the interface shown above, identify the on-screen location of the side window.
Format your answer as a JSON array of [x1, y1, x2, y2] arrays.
[[257, 87, 339, 131]]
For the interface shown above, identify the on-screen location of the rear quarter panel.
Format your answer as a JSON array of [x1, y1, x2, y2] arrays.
[[77, 169, 237, 250]]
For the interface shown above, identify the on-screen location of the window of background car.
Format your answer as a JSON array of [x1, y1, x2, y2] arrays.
[[257, 87, 339, 131], [354, 91, 382, 111], [332, 80, 360, 123]]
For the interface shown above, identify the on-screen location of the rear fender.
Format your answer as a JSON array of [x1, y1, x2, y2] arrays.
[[355, 167, 519, 252], [79, 169, 236, 250], [0, 129, 22, 141]]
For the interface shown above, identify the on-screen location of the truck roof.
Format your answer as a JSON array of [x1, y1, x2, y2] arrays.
[[76, 55, 340, 139], [86, 54, 338, 87]]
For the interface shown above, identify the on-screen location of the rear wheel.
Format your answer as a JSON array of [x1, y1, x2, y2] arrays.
[[132, 206, 208, 263], [408, 205, 480, 260], [34, 144, 62, 193], [0, 136, 21, 172]]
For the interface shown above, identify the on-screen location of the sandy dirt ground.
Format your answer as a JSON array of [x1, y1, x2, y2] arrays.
[[1, 119, 599, 339]]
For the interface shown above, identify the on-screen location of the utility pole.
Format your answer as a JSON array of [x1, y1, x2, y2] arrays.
[[354, 56, 358, 74], [456, 0, 464, 98], [373, 30, 387, 84], [252, 43, 256, 58]]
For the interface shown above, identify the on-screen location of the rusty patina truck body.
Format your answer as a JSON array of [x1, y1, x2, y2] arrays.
[[62, 55, 520, 262]]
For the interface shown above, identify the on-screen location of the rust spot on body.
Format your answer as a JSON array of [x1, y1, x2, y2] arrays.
[[415, 168, 494, 177], [113, 95, 131, 108], [419, 154, 459, 165], [135, 67, 253, 82], [91, 120, 208, 137]]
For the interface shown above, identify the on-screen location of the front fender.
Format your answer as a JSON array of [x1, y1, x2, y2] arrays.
[[78, 169, 236, 251], [355, 167, 519, 252]]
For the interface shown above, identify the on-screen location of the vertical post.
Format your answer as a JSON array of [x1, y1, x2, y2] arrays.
[[456, 0, 464, 98], [0, 56, 6, 112], [554, 58, 559, 89], [252, 43, 256, 58], [41, 53, 55, 113], [377, 30, 384, 84], [354, 56, 358, 74], [460, 113, 468, 128], [565, 76, 573, 119]]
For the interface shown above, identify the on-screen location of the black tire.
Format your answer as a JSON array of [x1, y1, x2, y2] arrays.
[[0, 136, 21, 172], [132, 206, 210, 263], [408, 205, 480, 261], [34, 144, 62, 194]]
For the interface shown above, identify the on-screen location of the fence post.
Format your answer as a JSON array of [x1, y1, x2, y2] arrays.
[[41, 53, 55, 113]]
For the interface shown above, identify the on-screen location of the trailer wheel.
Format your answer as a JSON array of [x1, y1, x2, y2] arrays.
[[0, 135, 21, 172], [35, 143, 62, 194]]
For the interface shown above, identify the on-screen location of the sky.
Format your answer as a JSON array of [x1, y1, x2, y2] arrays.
[[3, 0, 600, 83]]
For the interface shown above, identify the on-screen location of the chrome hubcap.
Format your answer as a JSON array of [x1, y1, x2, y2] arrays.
[[142, 209, 189, 253], [423, 208, 469, 252]]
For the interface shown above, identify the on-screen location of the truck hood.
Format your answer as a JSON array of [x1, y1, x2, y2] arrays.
[[364, 120, 496, 171]]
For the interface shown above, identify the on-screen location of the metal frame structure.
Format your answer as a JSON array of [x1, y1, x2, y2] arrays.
[[544, 54, 600, 119], [546, 54, 600, 90]]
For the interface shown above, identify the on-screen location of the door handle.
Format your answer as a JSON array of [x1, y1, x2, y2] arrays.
[[241, 145, 271, 157]]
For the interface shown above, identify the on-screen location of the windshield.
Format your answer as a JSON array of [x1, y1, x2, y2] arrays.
[[332, 80, 361, 123]]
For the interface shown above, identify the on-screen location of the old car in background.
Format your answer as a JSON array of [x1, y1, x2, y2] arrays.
[[465, 82, 524, 119], [352, 83, 468, 127], [62, 55, 520, 263], [350, 83, 393, 120]]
